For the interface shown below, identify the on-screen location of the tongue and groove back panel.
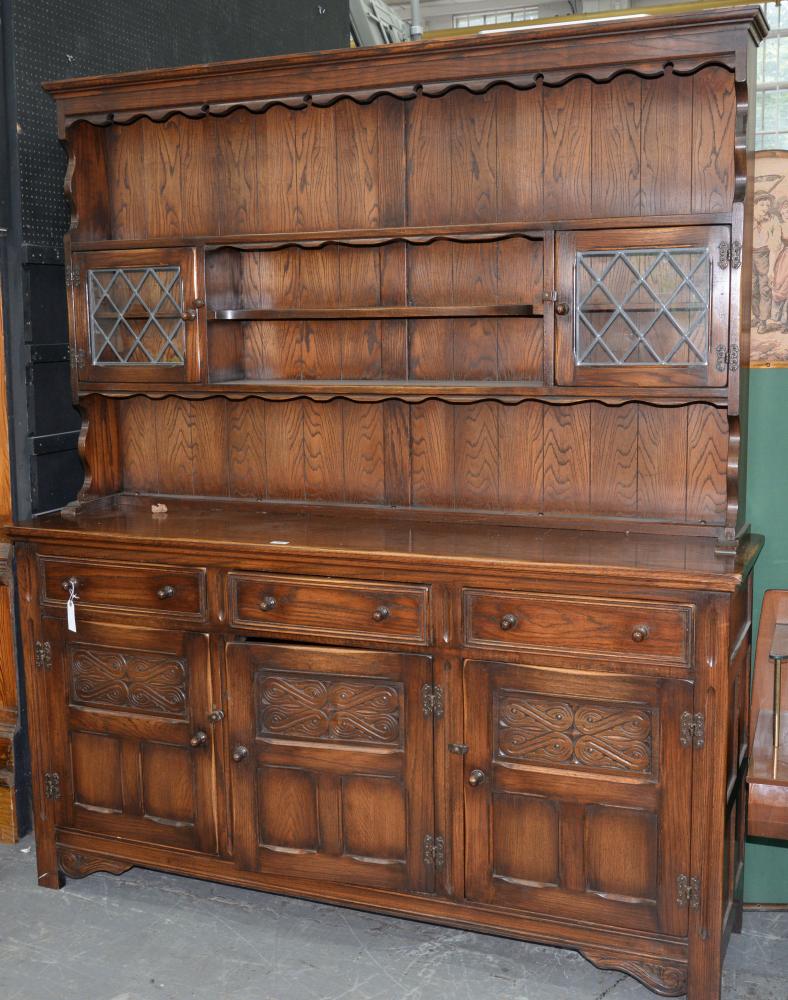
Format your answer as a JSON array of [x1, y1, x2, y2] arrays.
[[72, 67, 737, 241], [108, 395, 728, 526], [64, 46, 742, 536]]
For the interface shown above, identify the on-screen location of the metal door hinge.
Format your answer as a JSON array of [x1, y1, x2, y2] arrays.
[[64, 264, 80, 287], [715, 345, 739, 374], [421, 683, 444, 719], [34, 640, 52, 671], [677, 873, 700, 908], [680, 711, 705, 749], [718, 241, 742, 270], [423, 834, 445, 869], [44, 772, 61, 801]]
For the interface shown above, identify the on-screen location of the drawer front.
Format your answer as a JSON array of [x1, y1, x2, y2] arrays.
[[463, 589, 693, 665], [228, 573, 430, 645], [40, 557, 207, 620]]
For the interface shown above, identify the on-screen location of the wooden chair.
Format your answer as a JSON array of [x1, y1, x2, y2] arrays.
[[747, 590, 788, 841]]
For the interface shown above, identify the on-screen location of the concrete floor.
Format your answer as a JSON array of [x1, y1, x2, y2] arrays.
[[0, 838, 786, 1000]]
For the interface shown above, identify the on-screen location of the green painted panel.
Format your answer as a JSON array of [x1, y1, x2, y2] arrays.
[[744, 368, 788, 903]]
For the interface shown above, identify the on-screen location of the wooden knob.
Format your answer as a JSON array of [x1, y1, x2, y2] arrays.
[[259, 595, 277, 611], [189, 730, 208, 747], [232, 745, 249, 763], [468, 769, 486, 787], [372, 606, 391, 622], [632, 624, 650, 643], [500, 613, 518, 631], [555, 302, 570, 316], [157, 585, 175, 600]]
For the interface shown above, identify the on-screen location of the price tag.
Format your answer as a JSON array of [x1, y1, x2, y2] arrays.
[[65, 577, 79, 633]]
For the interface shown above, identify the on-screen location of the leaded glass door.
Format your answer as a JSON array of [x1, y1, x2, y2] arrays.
[[71, 247, 204, 383], [555, 227, 731, 387]]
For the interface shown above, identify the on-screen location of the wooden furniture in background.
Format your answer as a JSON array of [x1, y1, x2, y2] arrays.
[[11, 7, 767, 998], [747, 590, 788, 842]]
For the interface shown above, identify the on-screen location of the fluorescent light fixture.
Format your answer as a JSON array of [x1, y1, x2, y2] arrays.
[[480, 13, 650, 34]]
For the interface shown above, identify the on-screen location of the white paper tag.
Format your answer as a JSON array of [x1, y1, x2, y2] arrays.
[[67, 598, 77, 632], [65, 577, 78, 633]]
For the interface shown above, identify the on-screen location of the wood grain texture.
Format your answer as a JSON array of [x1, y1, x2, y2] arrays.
[[543, 78, 592, 220], [591, 74, 641, 218], [640, 70, 692, 216], [692, 66, 736, 213]]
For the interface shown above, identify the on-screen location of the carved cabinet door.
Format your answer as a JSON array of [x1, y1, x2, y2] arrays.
[[70, 247, 204, 383], [463, 660, 693, 936], [225, 642, 435, 893], [554, 226, 731, 387], [45, 619, 218, 854]]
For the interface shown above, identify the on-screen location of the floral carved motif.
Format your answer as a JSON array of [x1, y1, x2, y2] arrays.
[[256, 671, 401, 746], [57, 849, 133, 880], [496, 691, 653, 774], [581, 948, 687, 996], [70, 645, 188, 717]]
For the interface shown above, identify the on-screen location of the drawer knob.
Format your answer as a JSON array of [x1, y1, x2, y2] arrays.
[[632, 624, 650, 643], [157, 585, 176, 600], [189, 730, 208, 748], [232, 745, 249, 763], [500, 613, 518, 631], [259, 595, 277, 611], [372, 606, 391, 623], [468, 769, 486, 787], [61, 577, 79, 594]]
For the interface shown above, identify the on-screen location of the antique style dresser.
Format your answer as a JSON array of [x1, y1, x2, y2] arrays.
[[12, 6, 766, 998]]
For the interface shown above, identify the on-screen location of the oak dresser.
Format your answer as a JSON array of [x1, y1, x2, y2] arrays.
[[11, 7, 767, 998]]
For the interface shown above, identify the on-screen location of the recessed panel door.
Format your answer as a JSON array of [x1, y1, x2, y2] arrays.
[[46, 619, 218, 853], [463, 660, 693, 936], [226, 642, 435, 893]]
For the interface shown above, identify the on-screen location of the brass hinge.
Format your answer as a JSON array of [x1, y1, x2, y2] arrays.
[[64, 264, 80, 287], [34, 639, 52, 671], [680, 711, 705, 749], [677, 873, 701, 908], [423, 834, 445, 869], [718, 240, 743, 271], [44, 772, 61, 801], [421, 683, 444, 719], [714, 345, 739, 374]]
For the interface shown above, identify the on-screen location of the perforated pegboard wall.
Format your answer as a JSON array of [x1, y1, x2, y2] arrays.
[[10, 0, 349, 249]]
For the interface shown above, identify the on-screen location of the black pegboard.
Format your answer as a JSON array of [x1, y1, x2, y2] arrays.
[[10, 0, 349, 249]]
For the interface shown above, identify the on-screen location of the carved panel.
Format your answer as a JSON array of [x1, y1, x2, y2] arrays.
[[57, 848, 133, 880], [496, 691, 653, 774], [256, 670, 402, 746], [581, 948, 687, 997], [69, 644, 188, 717]]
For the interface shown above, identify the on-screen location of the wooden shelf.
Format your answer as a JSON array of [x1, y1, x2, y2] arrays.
[[69, 213, 733, 253], [208, 305, 538, 321], [76, 380, 730, 406]]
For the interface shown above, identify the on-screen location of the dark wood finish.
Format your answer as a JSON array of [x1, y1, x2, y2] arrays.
[[14, 10, 767, 1000]]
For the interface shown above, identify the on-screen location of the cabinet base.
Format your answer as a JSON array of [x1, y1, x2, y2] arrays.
[[51, 831, 690, 997]]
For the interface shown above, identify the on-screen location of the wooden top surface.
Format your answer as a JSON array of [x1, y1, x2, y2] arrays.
[[770, 623, 788, 660], [10, 497, 762, 592]]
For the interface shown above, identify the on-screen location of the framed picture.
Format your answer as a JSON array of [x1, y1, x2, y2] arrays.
[[751, 150, 788, 367]]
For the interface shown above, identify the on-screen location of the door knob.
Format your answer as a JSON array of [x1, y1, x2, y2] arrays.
[[189, 730, 208, 747], [468, 769, 486, 787], [555, 302, 570, 316], [232, 745, 249, 763]]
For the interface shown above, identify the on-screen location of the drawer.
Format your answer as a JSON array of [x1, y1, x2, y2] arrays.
[[39, 557, 207, 621], [463, 589, 692, 666], [227, 573, 430, 645]]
